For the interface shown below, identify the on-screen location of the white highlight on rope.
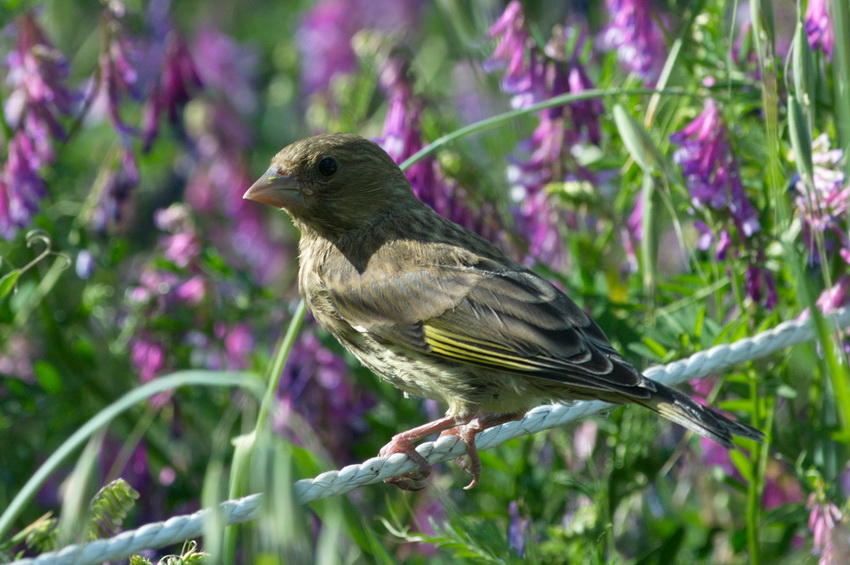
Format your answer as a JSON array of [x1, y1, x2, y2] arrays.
[[12, 306, 850, 565]]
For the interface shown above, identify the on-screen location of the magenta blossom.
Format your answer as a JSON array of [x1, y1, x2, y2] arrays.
[[805, 0, 834, 59], [671, 92, 775, 308], [602, 0, 666, 82], [378, 50, 503, 242], [141, 31, 202, 151], [2, 12, 75, 238], [488, 2, 604, 267]]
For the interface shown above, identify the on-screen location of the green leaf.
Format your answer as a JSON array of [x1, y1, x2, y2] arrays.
[[788, 95, 814, 191], [0, 269, 21, 300], [33, 361, 63, 394], [87, 479, 140, 540]]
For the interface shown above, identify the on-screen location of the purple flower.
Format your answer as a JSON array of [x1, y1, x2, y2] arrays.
[[745, 260, 778, 309], [508, 501, 531, 557], [1, 12, 74, 238], [155, 204, 201, 267], [807, 494, 849, 564], [487, 3, 604, 267], [486, 1, 538, 107], [1, 132, 47, 238], [94, 5, 140, 143], [223, 323, 254, 370], [92, 148, 140, 234], [141, 30, 202, 151], [297, 0, 423, 96], [131, 336, 166, 383], [805, 0, 834, 59], [791, 134, 849, 263], [671, 93, 775, 307], [671, 97, 760, 238], [4, 13, 74, 148], [192, 27, 258, 115], [377, 50, 503, 241], [602, 0, 666, 82], [275, 330, 374, 463]]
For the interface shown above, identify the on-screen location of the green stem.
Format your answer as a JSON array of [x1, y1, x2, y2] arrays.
[[399, 88, 698, 170], [254, 299, 308, 438]]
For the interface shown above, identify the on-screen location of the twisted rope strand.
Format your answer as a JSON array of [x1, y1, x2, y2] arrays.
[[11, 307, 850, 565]]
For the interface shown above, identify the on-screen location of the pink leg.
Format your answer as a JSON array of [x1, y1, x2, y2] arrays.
[[439, 411, 525, 490], [379, 414, 472, 490]]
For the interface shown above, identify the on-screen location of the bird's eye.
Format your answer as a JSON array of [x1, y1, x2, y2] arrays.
[[318, 156, 338, 177]]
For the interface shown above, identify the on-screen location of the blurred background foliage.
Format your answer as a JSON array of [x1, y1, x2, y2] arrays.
[[1, 0, 849, 563]]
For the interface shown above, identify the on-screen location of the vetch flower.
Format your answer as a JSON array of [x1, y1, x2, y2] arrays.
[[2, 12, 74, 238], [275, 330, 373, 463], [488, 2, 604, 267], [671, 93, 775, 307], [602, 0, 666, 82], [790, 134, 849, 264], [508, 501, 531, 557], [95, 4, 140, 143], [805, 0, 834, 59], [378, 49, 503, 241], [141, 30, 202, 151], [807, 494, 849, 564]]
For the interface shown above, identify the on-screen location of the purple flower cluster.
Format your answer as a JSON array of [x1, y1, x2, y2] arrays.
[[140, 31, 202, 151], [508, 500, 532, 557], [602, 0, 666, 82], [807, 494, 848, 564], [275, 331, 373, 463], [487, 1, 603, 266], [1, 13, 74, 238], [95, 5, 141, 143], [791, 134, 849, 264], [182, 27, 286, 284], [297, 0, 423, 96], [127, 203, 264, 405], [378, 50, 503, 241], [805, 0, 835, 59], [671, 93, 776, 308]]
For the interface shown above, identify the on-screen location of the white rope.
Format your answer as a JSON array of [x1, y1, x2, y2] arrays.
[[12, 306, 850, 565]]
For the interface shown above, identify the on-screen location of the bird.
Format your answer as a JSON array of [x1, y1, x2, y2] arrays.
[[244, 133, 763, 490]]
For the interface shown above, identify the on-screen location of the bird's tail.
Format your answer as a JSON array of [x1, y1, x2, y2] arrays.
[[632, 383, 764, 448]]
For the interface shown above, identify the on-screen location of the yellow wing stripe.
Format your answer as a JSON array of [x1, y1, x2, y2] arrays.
[[423, 325, 561, 372]]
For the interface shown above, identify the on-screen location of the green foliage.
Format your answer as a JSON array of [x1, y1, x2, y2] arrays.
[[87, 479, 140, 541], [2, 0, 849, 563]]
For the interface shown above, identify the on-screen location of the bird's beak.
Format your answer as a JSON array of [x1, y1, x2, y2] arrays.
[[243, 166, 303, 209]]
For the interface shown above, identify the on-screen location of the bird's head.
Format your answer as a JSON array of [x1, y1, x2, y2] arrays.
[[244, 133, 416, 238]]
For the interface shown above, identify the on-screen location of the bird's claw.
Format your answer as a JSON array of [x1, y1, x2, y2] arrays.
[[440, 426, 482, 490], [379, 437, 432, 490]]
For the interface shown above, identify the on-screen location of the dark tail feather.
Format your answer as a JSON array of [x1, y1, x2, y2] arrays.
[[634, 383, 764, 448]]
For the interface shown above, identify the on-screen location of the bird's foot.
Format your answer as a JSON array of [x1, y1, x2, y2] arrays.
[[379, 436, 432, 491], [439, 425, 482, 490], [440, 411, 526, 490]]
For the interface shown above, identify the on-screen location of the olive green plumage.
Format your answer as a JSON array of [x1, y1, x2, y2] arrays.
[[245, 133, 762, 489]]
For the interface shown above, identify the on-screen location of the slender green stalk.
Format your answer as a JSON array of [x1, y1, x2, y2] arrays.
[[832, 0, 850, 171], [223, 299, 308, 562], [254, 299, 308, 437], [399, 88, 699, 170]]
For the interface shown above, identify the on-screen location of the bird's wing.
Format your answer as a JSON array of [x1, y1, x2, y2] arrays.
[[325, 240, 648, 398]]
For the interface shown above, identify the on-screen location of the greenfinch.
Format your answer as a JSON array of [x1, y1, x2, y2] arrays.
[[245, 133, 762, 490]]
